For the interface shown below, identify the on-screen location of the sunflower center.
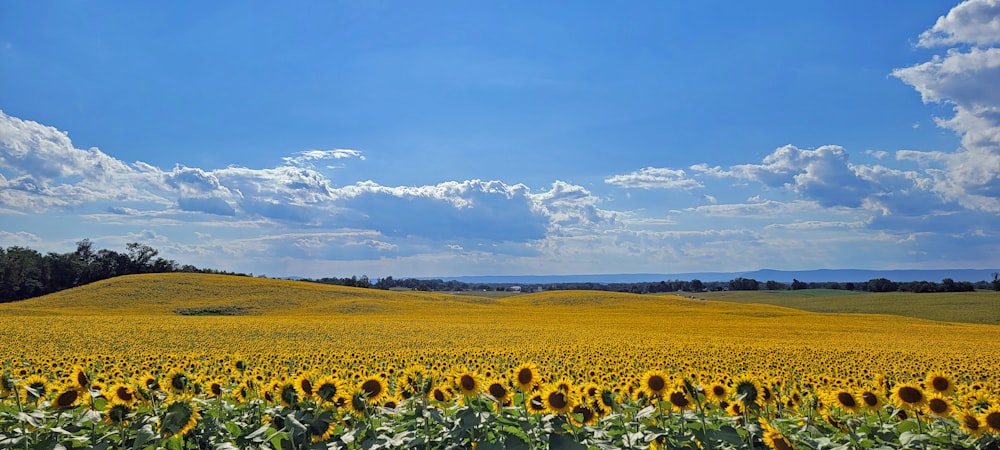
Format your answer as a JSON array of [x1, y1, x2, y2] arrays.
[[433, 389, 446, 402], [548, 391, 568, 409], [670, 391, 690, 408], [774, 436, 794, 450], [488, 383, 507, 399], [861, 392, 878, 407], [55, 390, 79, 408], [361, 379, 382, 397], [963, 414, 981, 431], [837, 392, 856, 408], [712, 386, 726, 397], [931, 377, 950, 392], [927, 398, 947, 414], [985, 411, 1000, 430], [647, 375, 665, 392], [300, 379, 313, 395], [898, 386, 923, 404], [460, 375, 476, 392], [117, 387, 134, 402], [517, 368, 533, 386]]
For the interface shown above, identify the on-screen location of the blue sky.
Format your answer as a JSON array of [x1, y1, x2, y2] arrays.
[[2, 0, 999, 278]]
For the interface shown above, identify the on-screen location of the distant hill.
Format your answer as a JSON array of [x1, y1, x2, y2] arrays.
[[437, 268, 999, 284]]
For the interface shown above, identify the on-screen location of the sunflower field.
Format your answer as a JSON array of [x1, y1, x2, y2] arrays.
[[1, 273, 998, 449]]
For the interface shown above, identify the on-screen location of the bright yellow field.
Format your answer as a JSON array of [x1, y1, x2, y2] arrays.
[[2, 273, 997, 390]]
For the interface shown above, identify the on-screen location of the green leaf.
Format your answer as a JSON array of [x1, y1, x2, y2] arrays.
[[549, 433, 587, 450], [504, 433, 531, 450], [131, 424, 156, 450]]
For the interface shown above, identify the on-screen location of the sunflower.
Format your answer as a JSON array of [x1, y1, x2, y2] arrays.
[[454, 370, 481, 397], [667, 384, 694, 411], [358, 376, 387, 404], [924, 394, 953, 417], [431, 385, 452, 403], [512, 362, 540, 392], [19, 374, 50, 404], [726, 400, 746, 417], [891, 383, 926, 410], [858, 388, 883, 411], [399, 366, 435, 397], [983, 406, 1000, 435], [278, 381, 299, 408], [526, 392, 547, 414], [569, 404, 598, 426], [956, 409, 986, 437], [232, 381, 254, 403], [760, 420, 794, 450], [294, 373, 315, 400], [207, 379, 225, 398], [314, 376, 343, 405], [542, 385, 575, 414], [70, 365, 90, 392], [308, 411, 336, 442], [52, 383, 83, 410], [160, 396, 200, 438], [1, 371, 15, 396], [705, 382, 729, 403], [828, 389, 861, 414], [640, 370, 669, 398], [104, 397, 134, 426], [486, 380, 511, 404], [924, 372, 954, 396], [135, 373, 159, 396], [164, 368, 189, 394], [733, 378, 761, 408]]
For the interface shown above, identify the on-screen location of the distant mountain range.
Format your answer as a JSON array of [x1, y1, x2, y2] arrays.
[[435, 269, 999, 284]]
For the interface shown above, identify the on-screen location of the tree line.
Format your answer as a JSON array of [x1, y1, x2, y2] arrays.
[[308, 274, 1000, 293], [0, 240, 245, 302], [3, 241, 998, 302]]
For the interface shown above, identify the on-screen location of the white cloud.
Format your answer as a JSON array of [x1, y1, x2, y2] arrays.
[[604, 166, 703, 190], [282, 149, 365, 167], [892, 2, 1000, 213], [917, 0, 1000, 47]]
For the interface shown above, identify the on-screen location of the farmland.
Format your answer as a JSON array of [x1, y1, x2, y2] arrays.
[[1, 273, 998, 449]]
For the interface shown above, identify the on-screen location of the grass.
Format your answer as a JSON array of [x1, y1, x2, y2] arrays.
[[692, 289, 1000, 324]]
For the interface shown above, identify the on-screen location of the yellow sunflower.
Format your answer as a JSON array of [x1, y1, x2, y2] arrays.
[[828, 389, 861, 414], [512, 362, 540, 392], [454, 370, 481, 397], [485, 380, 511, 404], [70, 365, 90, 392], [924, 394, 953, 417], [19, 374, 50, 404], [160, 396, 200, 438], [760, 419, 795, 450], [294, 373, 315, 401], [983, 406, 1000, 435], [314, 375, 344, 405], [924, 372, 954, 396], [104, 397, 135, 426], [358, 376, 387, 404], [704, 381, 729, 404], [163, 368, 190, 394], [891, 383, 926, 410], [51, 383, 83, 410], [956, 409, 986, 437], [858, 388, 883, 411], [542, 385, 575, 414], [639, 370, 669, 398]]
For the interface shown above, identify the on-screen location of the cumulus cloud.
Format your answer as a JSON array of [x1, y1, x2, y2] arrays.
[[282, 149, 365, 167], [604, 167, 703, 190], [917, 0, 1000, 47], [892, 1, 1000, 212]]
